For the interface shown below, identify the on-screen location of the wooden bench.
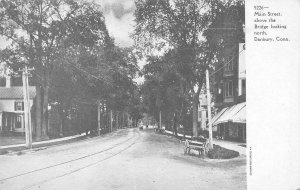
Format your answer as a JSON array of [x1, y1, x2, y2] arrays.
[[155, 128, 165, 134], [184, 138, 209, 156]]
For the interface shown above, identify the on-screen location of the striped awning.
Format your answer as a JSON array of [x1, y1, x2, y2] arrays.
[[213, 102, 246, 125], [211, 107, 228, 125], [231, 105, 246, 123]]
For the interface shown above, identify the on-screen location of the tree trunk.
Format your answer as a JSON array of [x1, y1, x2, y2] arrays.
[[192, 94, 198, 137], [97, 101, 101, 135], [35, 86, 42, 140], [58, 101, 65, 137], [41, 71, 50, 139], [173, 112, 178, 137], [122, 112, 124, 128], [116, 111, 119, 129], [42, 86, 49, 139]]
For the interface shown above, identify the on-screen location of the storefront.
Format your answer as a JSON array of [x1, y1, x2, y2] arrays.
[[212, 102, 246, 142]]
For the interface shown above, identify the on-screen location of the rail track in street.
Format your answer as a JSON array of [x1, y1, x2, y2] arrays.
[[0, 129, 140, 190]]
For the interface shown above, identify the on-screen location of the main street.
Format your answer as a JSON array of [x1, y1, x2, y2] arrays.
[[0, 128, 246, 190]]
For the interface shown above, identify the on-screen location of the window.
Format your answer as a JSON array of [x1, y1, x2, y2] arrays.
[[0, 78, 6, 87], [15, 101, 24, 111], [242, 79, 246, 95], [15, 115, 22, 128], [225, 80, 233, 97], [226, 56, 233, 71]]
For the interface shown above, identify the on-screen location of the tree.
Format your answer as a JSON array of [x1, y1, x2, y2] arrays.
[[203, 0, 245, 109], [0, 0, 111, 139], [134, 0, 212, 136], [141, 52, 189, 135], [134, 0, 245, 137]]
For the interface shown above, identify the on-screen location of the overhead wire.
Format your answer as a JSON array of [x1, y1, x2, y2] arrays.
[[209, 47, 245, 77]]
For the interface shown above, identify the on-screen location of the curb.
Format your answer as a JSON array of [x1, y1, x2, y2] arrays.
[[164, 129, 246, 156], [0, 134, 87, 152]]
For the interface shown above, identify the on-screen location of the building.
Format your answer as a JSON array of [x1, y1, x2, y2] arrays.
[[211, 43, 246, 142], [0, 76, 36, 135]]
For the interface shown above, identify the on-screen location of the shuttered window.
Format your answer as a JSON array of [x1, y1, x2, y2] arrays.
[[15, 101, 24, 111], [224, 80, 233, 97]]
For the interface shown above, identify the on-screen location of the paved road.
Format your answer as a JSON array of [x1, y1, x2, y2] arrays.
[[0, 128, 246, 190]]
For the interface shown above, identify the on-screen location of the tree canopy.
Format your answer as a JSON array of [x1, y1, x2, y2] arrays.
[[134, 0, 245, 136]]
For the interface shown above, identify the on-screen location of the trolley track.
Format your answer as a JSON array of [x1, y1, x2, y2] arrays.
[[0, 129, 140, 190]]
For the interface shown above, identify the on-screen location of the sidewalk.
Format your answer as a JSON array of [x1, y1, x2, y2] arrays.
[[0, 134, 86, 152], [164, 130, 246, 156], [213, 139, 246, 156]]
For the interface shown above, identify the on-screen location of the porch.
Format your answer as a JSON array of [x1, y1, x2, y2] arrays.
[[0, 111, 25, 136]]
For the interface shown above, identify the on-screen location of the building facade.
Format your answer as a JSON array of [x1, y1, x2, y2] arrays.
[[211, 43, 246, 142], [0, 76, 36, 135]]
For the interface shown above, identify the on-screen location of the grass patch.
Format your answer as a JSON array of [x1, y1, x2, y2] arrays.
[[207, 145, 239, 159], [0, 149, 9, 155], [17, 151, 24, 156]]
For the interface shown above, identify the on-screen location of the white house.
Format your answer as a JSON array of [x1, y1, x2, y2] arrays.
[[0, 76, 36, 135]]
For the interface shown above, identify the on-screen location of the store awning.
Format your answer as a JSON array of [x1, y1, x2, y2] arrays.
[[213, 102, 246, 125], [231, 105, 246, 123], [211, 107, 228, 125]]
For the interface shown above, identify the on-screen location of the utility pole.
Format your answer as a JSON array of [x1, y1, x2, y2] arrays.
[[206, 69, 213, 149], [110, 110, 113, 132], [159, 111, 162, 129], [22, 66, 33, 149]]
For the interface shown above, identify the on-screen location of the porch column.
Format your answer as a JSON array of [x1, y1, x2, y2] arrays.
[[0, 113, 2, 132], [10, 115, 13, 131], [13, 115, 16, 132], [5, 114, 8, 127]]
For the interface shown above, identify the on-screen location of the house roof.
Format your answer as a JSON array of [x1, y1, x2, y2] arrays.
[[0, 86, 36, 99]]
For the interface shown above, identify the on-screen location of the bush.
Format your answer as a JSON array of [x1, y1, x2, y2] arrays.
[[207, 145, 239, 159], [0, 149, 8, 155]]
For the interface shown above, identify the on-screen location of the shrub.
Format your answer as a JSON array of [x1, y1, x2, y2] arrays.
[[0, 149, 8, 155], [207, 145, 239, 159]]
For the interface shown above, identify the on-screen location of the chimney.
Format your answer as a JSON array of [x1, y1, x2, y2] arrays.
[[5, 76, 11, 88]]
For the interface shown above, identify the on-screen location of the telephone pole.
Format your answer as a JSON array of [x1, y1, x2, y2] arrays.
[[110, 110, 113, 132], [206, 69, 213, 149], [22, 66, 33, 149], [159, 111, 162, 129]]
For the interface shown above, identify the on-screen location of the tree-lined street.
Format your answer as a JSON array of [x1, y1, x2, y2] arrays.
[[0, 128, 246, 190], [0, 0, 246, 189]]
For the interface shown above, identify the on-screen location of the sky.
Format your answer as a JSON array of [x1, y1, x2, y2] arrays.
[[0, 0, 136, 48], [95, 0, 136, 47], [94, 0, 145, 84], [0, 0, 143, 82]]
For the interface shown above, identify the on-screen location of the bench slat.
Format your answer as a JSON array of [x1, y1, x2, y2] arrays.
[[189, 140, 204, 145], [184, 139, 208, 156]]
